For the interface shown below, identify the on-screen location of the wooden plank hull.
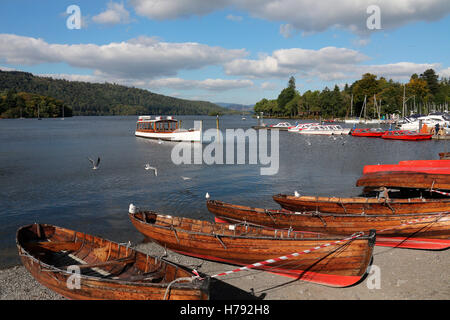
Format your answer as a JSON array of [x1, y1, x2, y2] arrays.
[[17, 224, 209, 300], [356, 171, 450, 190], [129, 211, 375, 287], [206, 200, 450, 250], [272, 194, 450, 215]]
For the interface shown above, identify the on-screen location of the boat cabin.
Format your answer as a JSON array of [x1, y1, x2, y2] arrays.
[[136, 116, 178, 132]]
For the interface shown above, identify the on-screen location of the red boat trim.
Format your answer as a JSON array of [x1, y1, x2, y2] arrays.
[[172, 249, 363, 287], [376, 237, 450, 250]]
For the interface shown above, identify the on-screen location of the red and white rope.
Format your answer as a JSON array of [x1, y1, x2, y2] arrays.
[[205, 232, 364, 279], [191, 212, 448, 280], [430, 189, 450, 196]]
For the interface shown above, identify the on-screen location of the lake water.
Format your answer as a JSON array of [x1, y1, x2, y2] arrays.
[[0, 115, 447, 267]]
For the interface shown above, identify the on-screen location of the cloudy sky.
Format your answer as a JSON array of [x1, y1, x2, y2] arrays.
[[1, 0, 450, 105]]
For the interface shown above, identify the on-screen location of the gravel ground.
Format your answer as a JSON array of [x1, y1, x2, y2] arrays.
[[1, 241, 448, 300]]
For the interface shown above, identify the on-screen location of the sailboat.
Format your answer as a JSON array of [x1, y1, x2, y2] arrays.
[[344, 94, 360, 124]]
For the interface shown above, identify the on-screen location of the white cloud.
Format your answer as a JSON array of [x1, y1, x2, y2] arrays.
[[223, 46, 444, 82], [129, 0, 450, 35], [0, 34, 247, 79], [226, 14, 243, 22], [92, 1, 131, 25], [129, 0, 229, 20], [148, 77, 254, 91], [224, 47, 368, 78]]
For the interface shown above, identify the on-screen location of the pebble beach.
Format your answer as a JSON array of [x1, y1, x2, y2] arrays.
[[1, 241, 448, 300]]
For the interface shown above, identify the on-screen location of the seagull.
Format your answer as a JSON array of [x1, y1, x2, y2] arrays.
[[306, 140, 312, 146], [158, 139, 164, 145], [294, 191, 300, 197], [144, 163, 158, 176], [181, 176, 191, 180], [88, 157, 100, 170], [205, 192, 210, 199]]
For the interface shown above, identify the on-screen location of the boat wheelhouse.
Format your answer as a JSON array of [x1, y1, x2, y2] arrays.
[[135, 116, 201, 142]]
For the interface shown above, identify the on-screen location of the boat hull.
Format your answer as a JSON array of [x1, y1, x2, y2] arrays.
[[17, 224, 209, 300], [356, 171, 450, 191], [129, 211, 375, 287], [135, 129, 201, 142], [272, 194, 450, 215], [206, 200, 450, 250]]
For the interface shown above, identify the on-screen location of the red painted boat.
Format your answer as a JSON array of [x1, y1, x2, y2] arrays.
[[381, 130, 432, 140], [363, 164, 450, 175], [350, 128, 385, 137], [398, 160, 450, 167]]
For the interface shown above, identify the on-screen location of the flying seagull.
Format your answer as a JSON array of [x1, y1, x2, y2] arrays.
[[144, 163, 158, 176], [181, 176, 192, 180], [88, 157, 100, 170]]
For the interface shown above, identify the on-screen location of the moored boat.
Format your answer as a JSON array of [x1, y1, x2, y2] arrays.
[[356, 171, 450, 191], [381, 130, 432, 140], [272, 193, 450, 215], [350, 128, 385, 137], [362, 164, 450, 175], [206, 200, 450, 250], [129, 209, 376, 287], [135, 115, 201, 142], [17, 223, 209, 300]]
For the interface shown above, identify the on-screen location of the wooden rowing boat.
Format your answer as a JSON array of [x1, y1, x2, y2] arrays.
[[129, 210, 376, 287], [356, 171, 450, 191], [17, 224, 209, 300], [272, 193, 450, 215], [206, 200, 450, 250]]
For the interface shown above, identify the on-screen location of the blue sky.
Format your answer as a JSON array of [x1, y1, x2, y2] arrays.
[[1, 0, 449, 105]]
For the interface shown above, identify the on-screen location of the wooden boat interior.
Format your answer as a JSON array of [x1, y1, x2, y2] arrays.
[[18, 224, 192, 284], [133, 211, 348, 240]]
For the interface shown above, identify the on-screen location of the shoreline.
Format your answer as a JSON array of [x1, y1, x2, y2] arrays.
[[1, 242, 448, 300]]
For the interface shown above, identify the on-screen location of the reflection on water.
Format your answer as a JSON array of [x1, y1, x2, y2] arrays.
[[0, 115, 447, 267]]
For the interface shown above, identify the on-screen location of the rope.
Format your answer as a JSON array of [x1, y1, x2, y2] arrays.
[[163, 277, 195, 300], [195, 232, 365, 279], [430, 189, 450, 197]]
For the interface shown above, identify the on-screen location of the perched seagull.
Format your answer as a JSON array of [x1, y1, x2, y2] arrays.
[[88, 157, 100, 170], [144, 163, 158, 176], [205, 192, 210, 199], [294, 191, 300, 197], [158, 139, 163, 145]]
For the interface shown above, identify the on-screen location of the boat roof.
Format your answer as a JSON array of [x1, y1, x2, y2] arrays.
[[138, 115, 177, 122]]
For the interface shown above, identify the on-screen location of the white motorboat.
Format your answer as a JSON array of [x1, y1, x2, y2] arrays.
[[399, 114, 450, 131], [287, 122, 320, 132], [270, 122, 292, 128], [135, 116, 202, 142], [297, 125, 348, 135]]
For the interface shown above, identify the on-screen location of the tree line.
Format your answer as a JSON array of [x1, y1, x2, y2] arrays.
[[0, 70, 233, 117], [254, 69, 450, 119], [0, 90, 72, 118]]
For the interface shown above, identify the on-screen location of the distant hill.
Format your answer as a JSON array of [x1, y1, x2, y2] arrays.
[[0, 70, 233, 116], [215, 102, 254, 112]]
